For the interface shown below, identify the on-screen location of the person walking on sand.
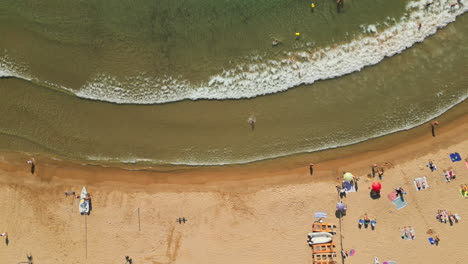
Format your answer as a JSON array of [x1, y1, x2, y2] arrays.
[[371, 164, 377, 178], [309, 163, 315, 176], [395, 187, 406, 197], [378, 168, 384, 180], [27, 158, 35, 174], [431, 121, 439, 137]]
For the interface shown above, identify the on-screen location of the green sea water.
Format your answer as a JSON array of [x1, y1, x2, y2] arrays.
[[0, 0, 466, 165]]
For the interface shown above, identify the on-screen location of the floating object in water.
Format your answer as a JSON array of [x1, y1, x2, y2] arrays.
[[295, 32, 301, 36]]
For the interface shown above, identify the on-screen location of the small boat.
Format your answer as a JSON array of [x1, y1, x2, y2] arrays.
[[79, 186, 90, 215], [307, 232, 333, 245]]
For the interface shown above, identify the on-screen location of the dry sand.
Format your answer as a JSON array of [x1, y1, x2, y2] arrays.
[[0, 115, 467, 264]]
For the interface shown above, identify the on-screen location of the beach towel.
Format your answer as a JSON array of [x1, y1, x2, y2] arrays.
[[392, 197, 407, 210], [387, 191, 398, 201], [314, 212, 327, 218], [413, 177, 429, 191], [450, 152, 461, 162], [343, 181, 356, 193], [401, 227, 415, 240], [383, 261, 397, 264], [428, 237, 435, 245]]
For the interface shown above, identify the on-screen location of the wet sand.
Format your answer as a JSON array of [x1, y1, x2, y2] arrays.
[[0, 113, 467, 263]]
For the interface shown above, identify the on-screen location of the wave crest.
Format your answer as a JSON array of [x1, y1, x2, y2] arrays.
[[1, 0, 467, 104]]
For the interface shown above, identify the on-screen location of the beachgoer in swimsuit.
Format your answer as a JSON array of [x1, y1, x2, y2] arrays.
[[427, 160, 437, 171], [415, 180, 421, 190], [27, 158, 35, 174], [378, 169, 384, 180]]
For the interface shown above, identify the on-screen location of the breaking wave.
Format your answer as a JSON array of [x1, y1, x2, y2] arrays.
[[1, 0, 467, 104]]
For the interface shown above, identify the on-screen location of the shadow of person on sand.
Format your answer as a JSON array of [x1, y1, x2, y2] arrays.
[[88, 199, 93, 216]]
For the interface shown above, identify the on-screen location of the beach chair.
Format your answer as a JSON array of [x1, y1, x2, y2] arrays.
[[312, 243, 336, 253], [312, 223, 337, 234]]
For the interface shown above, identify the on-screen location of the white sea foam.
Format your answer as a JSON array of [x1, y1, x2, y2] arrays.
[[70, 0, 467, 104], [0, 0, 466, 104]]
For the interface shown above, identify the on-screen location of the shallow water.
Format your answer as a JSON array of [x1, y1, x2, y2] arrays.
[[0, 0, 467, 165]]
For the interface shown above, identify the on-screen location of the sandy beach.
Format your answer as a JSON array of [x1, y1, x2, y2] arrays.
[[0, 113, 467, 264]]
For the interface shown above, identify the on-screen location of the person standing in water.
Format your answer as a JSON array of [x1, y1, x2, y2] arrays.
[[248, 116, 256, 131]]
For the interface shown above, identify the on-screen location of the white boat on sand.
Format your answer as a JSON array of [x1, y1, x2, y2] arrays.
[[79, 186, 90, 215], [307, 232, 333, 245]]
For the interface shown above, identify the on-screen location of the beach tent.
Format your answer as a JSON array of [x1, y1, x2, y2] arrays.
[[343, 172, 354, 182], [371, 182, 382, 192]]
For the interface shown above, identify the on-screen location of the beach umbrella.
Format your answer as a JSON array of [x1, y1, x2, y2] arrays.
[[371, 182, 382, 192], [343, 172, 354, 182], [336, 202, 347, 211]]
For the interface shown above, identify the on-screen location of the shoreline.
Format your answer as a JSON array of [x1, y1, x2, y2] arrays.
[[0, 100, 466, 191], [0, 108, 466, 264], [0, 111, 467, 264]]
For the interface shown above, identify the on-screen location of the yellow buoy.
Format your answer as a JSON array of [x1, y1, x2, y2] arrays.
[[295, 32, 301, 36], [311, 3, 315, 8]]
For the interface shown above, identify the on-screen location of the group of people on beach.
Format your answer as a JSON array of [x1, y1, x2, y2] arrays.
[[414, 179, 427, 190], [358, 214, 377, 229], [435, 209, 460, 224], [400, 226, 416, 240], [371, 164, 385, 180], [443, 169, 456, 182]]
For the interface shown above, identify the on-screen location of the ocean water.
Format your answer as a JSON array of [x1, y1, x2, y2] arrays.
[[0, 0, 467, 165]]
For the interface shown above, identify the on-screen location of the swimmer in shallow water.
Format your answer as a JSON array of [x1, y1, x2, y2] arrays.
[[248, 116, 256, 131], [272, 39, 281, 47]]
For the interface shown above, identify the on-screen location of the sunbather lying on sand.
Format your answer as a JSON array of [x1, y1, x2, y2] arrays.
[[460, 184, 468, 194], [427, 160, 437, 171], [415, 180, 421, 190], [443, 169, 456, 182], [401, 226, 415, 240]]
